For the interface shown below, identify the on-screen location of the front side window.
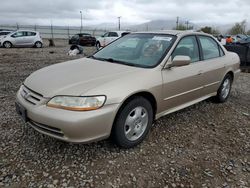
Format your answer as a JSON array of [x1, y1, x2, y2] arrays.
[[172, 36, 200, 63], [199, 36, 220, 60], [12, 31, 24, 38], [92, 33, 176, 68]]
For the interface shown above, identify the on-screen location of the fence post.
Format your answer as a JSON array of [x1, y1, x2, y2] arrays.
[[49, 22, 55, 47], [51, 23, 54, 39], [16, 23, 19, 30], [34, 24, 37, 31], [68, 26, 70, 39]]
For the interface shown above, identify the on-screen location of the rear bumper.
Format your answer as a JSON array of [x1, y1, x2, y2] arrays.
[[16, 88, 120, 143]]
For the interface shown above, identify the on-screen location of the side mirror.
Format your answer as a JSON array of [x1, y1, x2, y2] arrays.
[[101, 35, 104, 37], [169, 55, 191, 68]]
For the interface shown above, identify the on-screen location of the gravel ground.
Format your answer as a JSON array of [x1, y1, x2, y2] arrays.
[[0, 39, 249, 188]]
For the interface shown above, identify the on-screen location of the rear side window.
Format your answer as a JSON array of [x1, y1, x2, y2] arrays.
[[198, 36, 220, 60], [121, 32, 130, 37], [0, 32, 10, 36], [27, 32, 36, 36]]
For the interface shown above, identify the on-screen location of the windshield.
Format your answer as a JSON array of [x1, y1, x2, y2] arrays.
[[91, 33, 176, 68]]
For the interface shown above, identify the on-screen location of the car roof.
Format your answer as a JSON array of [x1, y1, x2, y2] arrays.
[[134, 30, 211, 37], [14, 30, 38, 33], [77, 33, 91, 35], [107, 31, 130, 34]]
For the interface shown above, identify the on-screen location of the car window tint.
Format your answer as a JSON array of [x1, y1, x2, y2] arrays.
[[199, 36, 220, 60], [103, 32, 109, 37], [172, 36, 200, 63], [109, 32, 118, 37], [15, 32, 25, 37], [121, 32, 130, 37], [0, 32, 10, 35], [27, 32, 36, 36]]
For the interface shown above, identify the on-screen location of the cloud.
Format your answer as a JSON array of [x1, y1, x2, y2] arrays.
[[0, 0, 249, 26]]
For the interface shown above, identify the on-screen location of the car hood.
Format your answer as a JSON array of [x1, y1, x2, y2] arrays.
[[24, 58, 140, 98]]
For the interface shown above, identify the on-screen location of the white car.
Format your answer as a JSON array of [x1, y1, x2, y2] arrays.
[[0, 30, 43, 48], [96, 31, 130, 49], [0, 31, 12, 40]]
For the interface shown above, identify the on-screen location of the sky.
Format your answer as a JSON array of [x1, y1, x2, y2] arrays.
[[0, 0, 249, 27]]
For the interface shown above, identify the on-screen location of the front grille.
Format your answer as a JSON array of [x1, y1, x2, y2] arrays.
[[20, 85, 44, 105], [29, 120, 64, 137]]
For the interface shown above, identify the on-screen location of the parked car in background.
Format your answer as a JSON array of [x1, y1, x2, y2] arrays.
[[0, 30, 43, 48], [96, 31, 130, 49], [16, 31, 240, 148], [239, 36, 250, 44], [0, 31, 12, 40], [69, 33, 96, 46]]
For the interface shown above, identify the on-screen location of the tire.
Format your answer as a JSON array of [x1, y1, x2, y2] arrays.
[[112, 97, 153, 148], [96, 42, 101, 50], [3, 41, 12, 48], [34, 41, 43, 48], [215, 74, 233, 103]]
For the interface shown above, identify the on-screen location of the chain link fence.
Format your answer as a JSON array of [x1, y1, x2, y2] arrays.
[[0, 24, 107, 39]]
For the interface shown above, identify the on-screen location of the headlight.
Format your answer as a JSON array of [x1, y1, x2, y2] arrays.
[[47, 96, 106, 111]]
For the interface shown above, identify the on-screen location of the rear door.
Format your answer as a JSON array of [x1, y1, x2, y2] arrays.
[[26, 31, 37, 45], [197, 35, 226, 96]]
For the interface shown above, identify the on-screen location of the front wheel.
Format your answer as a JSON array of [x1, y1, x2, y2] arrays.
[[112, 97, 153, 148], [3, 41, 12, 48], [215, 74, 233, 103]]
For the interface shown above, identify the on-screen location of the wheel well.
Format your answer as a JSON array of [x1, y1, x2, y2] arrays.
[[226, 71, 234, 81], [117, 92, 157, 119], [4, 41, 12, 44]]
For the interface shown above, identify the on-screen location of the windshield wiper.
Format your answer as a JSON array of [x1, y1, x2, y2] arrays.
[[89, 56, 141, 67]]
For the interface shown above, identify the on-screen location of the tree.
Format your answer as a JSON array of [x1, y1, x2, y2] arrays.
[[228, 20, 247, 35], [174, 23, 193, 31], [200, 26, 220, 35]]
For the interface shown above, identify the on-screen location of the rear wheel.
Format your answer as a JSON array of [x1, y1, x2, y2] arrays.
[[96, 42, 101, 50], [215, 74, 233, 103], [3, 41, 12, 48], [34, 41, 43, 48], [112, 97, 153, 148]]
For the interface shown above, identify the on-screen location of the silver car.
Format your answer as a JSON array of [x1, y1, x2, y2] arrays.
[[16, 30, 240, 148], [0, 30, 43, 48]]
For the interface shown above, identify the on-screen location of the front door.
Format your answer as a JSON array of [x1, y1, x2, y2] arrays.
[[160, 35, 204, 114]]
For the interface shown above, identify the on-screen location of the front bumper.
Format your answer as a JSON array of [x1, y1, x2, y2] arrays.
[[16, 88, 120, 143]]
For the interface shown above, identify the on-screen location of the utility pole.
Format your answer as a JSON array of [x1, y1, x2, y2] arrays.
[[176, 16, 179, 29], [80, 11, 83, 33], [118, 16, 121, 30], [185, 20, 189, 30]]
